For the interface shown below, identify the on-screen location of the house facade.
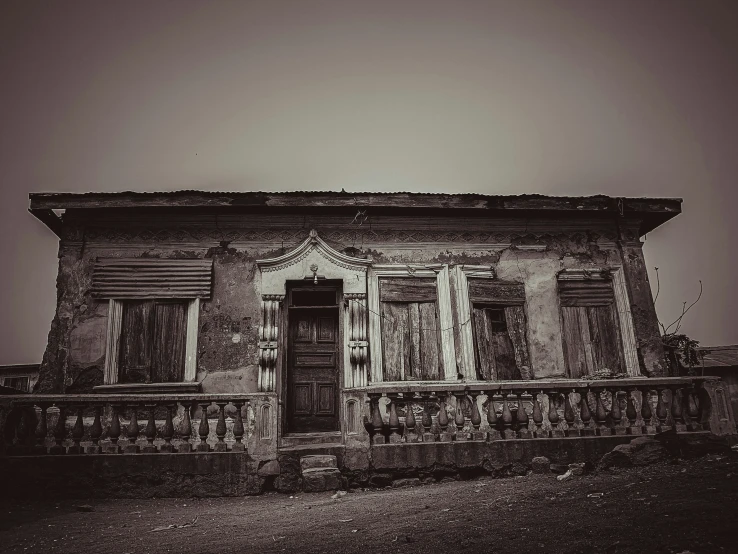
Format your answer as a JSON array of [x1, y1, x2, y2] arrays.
[[1, 191, 734, 496]]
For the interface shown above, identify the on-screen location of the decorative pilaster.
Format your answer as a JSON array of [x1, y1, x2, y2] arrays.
[[345, 293, 368, 388], [258, 295, 284, 392]]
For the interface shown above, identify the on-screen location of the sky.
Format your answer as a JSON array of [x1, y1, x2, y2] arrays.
[[0, 0, 736, 364]]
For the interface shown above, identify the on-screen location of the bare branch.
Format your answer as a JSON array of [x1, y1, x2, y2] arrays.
[[652, 267, 660, 305], [663, 280, 703, 335]]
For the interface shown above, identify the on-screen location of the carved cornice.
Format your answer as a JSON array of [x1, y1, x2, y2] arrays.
[[257, 229, 373, 274], [77, 227, 621, 245]]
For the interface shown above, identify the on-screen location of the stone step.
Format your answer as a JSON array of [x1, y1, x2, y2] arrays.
[[281, 431, 342, 449], [301, 467, 342, 493], [300, 454, 337, 472]]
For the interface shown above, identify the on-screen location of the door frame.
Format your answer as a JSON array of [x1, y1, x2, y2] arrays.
[[280, 280, 345, 437]]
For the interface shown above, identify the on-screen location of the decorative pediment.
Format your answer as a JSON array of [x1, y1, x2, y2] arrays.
[[256, 230, 372, 295]]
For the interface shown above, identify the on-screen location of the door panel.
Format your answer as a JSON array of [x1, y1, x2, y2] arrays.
[[287, 306, 339, 433]]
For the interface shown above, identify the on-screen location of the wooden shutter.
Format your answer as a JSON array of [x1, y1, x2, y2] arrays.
[[559, 280, 614, 307], [472, 307, 520, 380], [119, 300, 187, 383], [559, 278, 624, 377], [468, 279, 529, 381], [119, 301, 153, 383], [151, 302, 187, 382], [468, 280, 525, 304], [379, 278, 442, 381], [92, 258, 213, 299]]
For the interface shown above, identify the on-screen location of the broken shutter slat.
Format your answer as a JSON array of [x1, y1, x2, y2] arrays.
[[379, 278, 438, 302], [92, 258, 213, 299], [472, 306, 496, 380], [418, 302, 441, 380], [504, 306, 531, 373], [490, 328, 519, 381], [408, 303, 422, 380], [468, 280, 525, 304]]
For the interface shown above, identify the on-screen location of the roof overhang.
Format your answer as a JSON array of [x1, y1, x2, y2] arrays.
[[28, 191, 682, 238]]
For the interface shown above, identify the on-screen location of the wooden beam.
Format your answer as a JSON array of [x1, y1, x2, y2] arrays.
[[28, 208, 62, 238]]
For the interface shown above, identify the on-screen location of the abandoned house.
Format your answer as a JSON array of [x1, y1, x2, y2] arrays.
[[1, 191, 735, 496]]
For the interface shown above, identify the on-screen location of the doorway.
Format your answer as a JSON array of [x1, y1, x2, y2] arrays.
[[286, 283, 340, 433]]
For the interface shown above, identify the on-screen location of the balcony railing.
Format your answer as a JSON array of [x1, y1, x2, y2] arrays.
[[1, 393, 277, 456], [363, 377, 714, 444]]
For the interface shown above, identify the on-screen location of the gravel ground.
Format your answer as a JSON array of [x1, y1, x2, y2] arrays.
[[2, 452, 737, 554]]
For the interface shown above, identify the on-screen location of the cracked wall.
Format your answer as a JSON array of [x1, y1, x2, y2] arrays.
[[36, 212, 665, 392]]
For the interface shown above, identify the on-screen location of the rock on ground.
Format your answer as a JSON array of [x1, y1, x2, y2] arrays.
[[598, 436, 670, 470]]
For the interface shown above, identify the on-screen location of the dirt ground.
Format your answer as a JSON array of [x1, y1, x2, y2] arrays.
[[2, 452, 737, 554]]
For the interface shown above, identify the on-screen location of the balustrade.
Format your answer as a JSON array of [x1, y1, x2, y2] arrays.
[[0, 378, 714, 453], [363, 377, 709, 444], [1, 394, 264, 456]]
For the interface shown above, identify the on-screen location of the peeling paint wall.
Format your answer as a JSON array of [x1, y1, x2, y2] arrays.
[[36, 211, 664, 392]]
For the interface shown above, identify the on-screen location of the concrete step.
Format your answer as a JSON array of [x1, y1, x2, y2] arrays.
[[281, 431, 342, 449], [300, 454, 337, 472], [301, 467, 342, 493]]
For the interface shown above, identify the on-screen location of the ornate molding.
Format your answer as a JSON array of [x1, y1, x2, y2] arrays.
[[346, 294, 368, 388], [256, 229, 372, 274], [258, 295, 283, 392], [80, 226, 621, 245]]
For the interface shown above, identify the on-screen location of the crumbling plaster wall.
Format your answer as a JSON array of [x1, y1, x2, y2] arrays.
[[37, 213, 664, 393]]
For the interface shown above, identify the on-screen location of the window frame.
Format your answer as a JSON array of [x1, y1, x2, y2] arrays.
[[454, 265, 531, 381], [557, 267, 640, 377], [103, 297, 200, 385], [367, 264, 457, 383], [2, 376, 31, 392]]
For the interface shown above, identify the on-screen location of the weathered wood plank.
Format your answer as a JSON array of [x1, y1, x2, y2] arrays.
[[468, 280, 525, 304], [380, 302, 410, 381], [379, 279, 437, 302], [587, 305, 624, 373], [152, 302, 187, 383], [561, 306, 587, 379], [473, 307, 496, 380], [504, 306, 531, 371], [418, 302, 441, 380], [119, 301, 153, 383], [491, 331, 519, 380], [408, 303, 422, 380]]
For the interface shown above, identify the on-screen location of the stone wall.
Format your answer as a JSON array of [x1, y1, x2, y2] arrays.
[[0, 452, 269, 499]]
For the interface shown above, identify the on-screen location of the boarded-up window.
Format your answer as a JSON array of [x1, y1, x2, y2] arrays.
[[118, 300, 187, 383], [469, 279, 530, 381], [559, 278, 625, 377], [379, 278, 443, 381], [2, 376, 30, 392]]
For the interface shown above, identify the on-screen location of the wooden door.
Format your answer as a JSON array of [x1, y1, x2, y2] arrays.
[[287, 307, 339, 432]]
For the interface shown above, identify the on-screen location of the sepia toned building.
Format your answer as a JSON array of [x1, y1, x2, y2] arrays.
[[1, 191, 734, 496]]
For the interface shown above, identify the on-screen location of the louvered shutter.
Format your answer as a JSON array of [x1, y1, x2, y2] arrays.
[[92, 258, 213, 299]]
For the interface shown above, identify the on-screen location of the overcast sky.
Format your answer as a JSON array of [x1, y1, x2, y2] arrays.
[[1, 0, 736, 364]]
